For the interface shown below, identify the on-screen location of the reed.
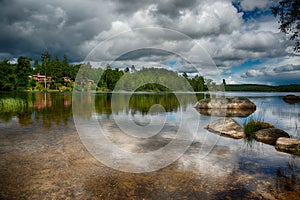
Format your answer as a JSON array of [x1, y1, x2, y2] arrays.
[[0, 98, 29, 113], [243, 118, 274, 138]]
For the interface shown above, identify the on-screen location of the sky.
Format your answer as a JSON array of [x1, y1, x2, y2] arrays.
[[0, 0, 299, 85]]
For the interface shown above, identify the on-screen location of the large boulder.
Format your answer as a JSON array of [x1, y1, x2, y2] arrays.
[[194, 97, 256, 110], [205, 118, 245, 139], [282, 95, 300, 104], [199, 108, 255, 118], [275, 137, 300, 155], [254, 128, 290, 145], [194, 97, 256, 117]]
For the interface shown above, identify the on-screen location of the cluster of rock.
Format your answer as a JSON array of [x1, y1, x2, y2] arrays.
[[196, 96, 300, 155], [205, 118, 300, 155]]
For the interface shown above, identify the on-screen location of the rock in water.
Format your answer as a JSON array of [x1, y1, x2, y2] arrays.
[[276, 137, 300, 155], [282, 95, 300, 104], [205, 118, 245, 139], [254, 128, 290, 145], [194, 97, 256, 117], [194, 97, 256, 109], [198, 108, 255, 118]]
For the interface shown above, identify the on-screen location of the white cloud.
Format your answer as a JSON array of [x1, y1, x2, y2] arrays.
[[178, 1, 242, 37], [241, 69, 265, 78], [227, 76, 236, 84], [234, 31, 283, 52]]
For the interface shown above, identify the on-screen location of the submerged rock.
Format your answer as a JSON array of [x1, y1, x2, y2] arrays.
[[205, 118, 245, 139], [254, 128, 290, 145], [275, 137, 300, 155], [194, 97, 256, 117], [282, 95, 300, 104]]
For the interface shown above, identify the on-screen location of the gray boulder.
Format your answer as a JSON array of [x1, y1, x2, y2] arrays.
[[199, 108, 255, 118], [275, 137, 300, 155], [205, 118, 245, 139], [194, 97, 256, 117], [254, 128, 290, 145], [194, 97, 256, 109]]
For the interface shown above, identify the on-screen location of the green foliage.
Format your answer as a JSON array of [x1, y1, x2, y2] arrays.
[[0, 60, 16, 91], [16, 56, 32, 87], [1, 51, 299, 92], [272, 0, 300, 52], [114, 68, 203, 92], [100, 67, 124, 91], [244, 119, 274, 138], [0, 97, 31, 115], [188, 75, 205, 91], [226, 84, 300, 92]]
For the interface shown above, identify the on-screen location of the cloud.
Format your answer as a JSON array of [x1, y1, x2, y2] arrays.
[[0, 0, 298, 85], [239, 0, 278, 11], [241, 69, 265, 78], [273, 64, 300, 73], [0, 0, 112, 60], [238, 57, 300, 85], [176, 1, 243, 37], [234, 31, 285, 52]]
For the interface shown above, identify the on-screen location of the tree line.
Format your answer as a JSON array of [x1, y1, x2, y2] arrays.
[[0, 52, 80, 91], [0, 52, 207, 92]]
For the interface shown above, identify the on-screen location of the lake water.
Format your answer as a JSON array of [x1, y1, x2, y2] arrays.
[[0, 92, 299, 199]]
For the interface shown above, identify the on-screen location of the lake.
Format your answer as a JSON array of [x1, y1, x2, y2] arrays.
[[0, 92, 299, 199]]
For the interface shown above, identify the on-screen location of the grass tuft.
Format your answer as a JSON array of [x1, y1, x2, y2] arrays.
[[244, 119, 274, 138]]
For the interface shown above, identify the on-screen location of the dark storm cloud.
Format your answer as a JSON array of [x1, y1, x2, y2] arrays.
[[154, 0, 198, 17], [110, 0, 151, 15], [0, 0, 298, 86], [273, 65, 300, 73], [0, 0, 112, 61], [116, 48, 172, 61], [112, 0, 197, 17], [0, 0, 242, 62]]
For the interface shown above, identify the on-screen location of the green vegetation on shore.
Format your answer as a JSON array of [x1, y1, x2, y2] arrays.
[[0, 52, 206, 92], [0, 52, 299, 92], [225, 84, 300, 92]]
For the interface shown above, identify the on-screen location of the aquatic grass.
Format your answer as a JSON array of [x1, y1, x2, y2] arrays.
[[243, 117, 274, 138], [243, 137, 255, 149], [0, 98, 29, 113]]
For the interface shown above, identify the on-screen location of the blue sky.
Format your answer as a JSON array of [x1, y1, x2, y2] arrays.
[[0, 0, 299, 85]]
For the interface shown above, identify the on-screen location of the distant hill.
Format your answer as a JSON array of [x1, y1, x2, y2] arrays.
[[225, 84, 300, 92]]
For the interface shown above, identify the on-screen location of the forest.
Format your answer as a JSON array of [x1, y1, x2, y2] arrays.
[[0, 52, 206, 92], [0, 51, 299, 92]]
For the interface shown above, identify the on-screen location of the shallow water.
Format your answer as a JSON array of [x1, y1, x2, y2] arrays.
[[0, 92, 299, 199]]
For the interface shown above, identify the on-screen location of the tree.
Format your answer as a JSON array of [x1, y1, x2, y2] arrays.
[[63, 54, 69, 67], [124, 67, 129, 73], [222, 79, 226, 86], [16, 56, 32, 88], [41, 51, 51, 75], [131, 65, 136, 72], [34, 59, 42, 73], [0, 60, 17, 90], [272, 0, 300, 52], [189, 75, 205, 91], [182, 72, 188, 79]]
